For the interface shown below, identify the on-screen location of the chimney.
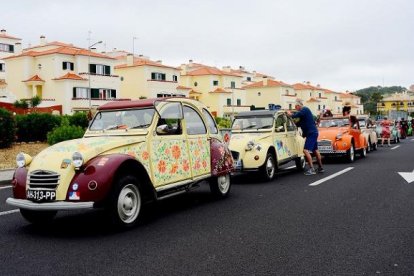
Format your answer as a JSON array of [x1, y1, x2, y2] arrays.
[[126, 53, 134, 66], [306, 81, 310, 85], [189, 59, 193, 65], [263, 76, 268, 86], [222, 66, 231, 72], [40, 35, 46, 46], [90, 47, 97, 53], [317, 84, 320, 88], [239, 66, 245, 71], [156, 60, 162, 64], [0, 29, 6, 34], [14, 42, 22, 54]]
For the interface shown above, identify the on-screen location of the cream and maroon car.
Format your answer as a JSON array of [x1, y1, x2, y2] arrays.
[[357, 115, 378, 152], [7, 98, 233, 227], [228, 110, 305, 181]]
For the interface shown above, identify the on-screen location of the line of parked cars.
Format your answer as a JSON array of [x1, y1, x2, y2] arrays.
[[4, 98, 382, 228]]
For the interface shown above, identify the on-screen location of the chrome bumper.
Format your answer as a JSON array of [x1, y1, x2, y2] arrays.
[[6, 198, 94, 211]]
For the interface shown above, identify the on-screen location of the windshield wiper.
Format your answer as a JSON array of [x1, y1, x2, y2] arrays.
[[130, 123, 151, 129], [105, 125, 127, 130], [259, 125, 273, 129], [242, 125, 258, 130]]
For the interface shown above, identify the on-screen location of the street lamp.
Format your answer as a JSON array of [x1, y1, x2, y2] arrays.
[[88, 40, 102, 109]]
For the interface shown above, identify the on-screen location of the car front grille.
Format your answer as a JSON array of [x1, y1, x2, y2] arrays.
[[231, 151, 240, 161], [318, 140, 332, 147], [28, 170, 60, 190]]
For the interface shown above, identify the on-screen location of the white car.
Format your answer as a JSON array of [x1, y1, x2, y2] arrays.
[[357, 116, 378, 152]]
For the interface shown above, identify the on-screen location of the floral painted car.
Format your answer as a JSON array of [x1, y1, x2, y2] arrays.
[[7, 98, 233, 227], [318, 117, 368, 162], [375, 120, 401, 144], [357, 115, 378, 152], [228, 110, 305, 181]]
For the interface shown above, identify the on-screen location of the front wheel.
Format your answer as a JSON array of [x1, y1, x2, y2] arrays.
[[372, 142, 377, 151], [346, 143, 355, 163], [209, 173, 231, 198], [260, 153, 276, 181], [107, 175, 142, 228], [20, 209, 57, 224], [360, 146, 367, 158]]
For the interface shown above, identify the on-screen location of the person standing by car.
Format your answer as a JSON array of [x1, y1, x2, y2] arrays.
[[289, 98, 324, 175], [380, 116, 391, 147]]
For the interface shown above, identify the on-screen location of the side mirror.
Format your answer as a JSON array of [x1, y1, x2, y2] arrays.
[[276, 126, 285, 132]]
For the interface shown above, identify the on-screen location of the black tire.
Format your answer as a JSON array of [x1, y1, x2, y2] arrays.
[[20, 209, 57, 224], [295, 156, 306, 171], [260, 153, 276, 181], [209, 173, 231, 198], [346, 143, 355, 163], [360, 145, 367, 158], [372, 142, 377, 151], [107, 175, 142, 228], [367, 139, 371, 153]]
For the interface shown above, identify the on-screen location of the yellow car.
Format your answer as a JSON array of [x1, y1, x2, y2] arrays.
[[7, 98, 233, 227], [229, 110, 305, 181]]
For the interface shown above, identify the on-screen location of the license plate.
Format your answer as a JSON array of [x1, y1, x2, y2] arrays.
[[27, 189, 56, 202], [318, 146, 333, 151]]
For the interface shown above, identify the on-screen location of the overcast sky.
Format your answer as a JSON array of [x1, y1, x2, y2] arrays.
[[3, 0, 413, 91]]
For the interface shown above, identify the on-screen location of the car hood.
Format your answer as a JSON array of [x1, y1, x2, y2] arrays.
[[229, 132, 271, 151], [29, 136, 144, 173], [318, 127, 349, 140]]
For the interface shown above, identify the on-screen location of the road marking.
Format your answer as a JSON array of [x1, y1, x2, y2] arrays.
[[0, 185, 12, 190], [0, 209, 19, 216], [398, 169, 414, 184], [411, 138, 414, 141], [391, 145, 400, 150], [309, 167, 354, 186]]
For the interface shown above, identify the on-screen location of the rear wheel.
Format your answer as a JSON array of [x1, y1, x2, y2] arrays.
[[209, 173, 231, 198], [372, 142, 377, 151], [260, 153, 276, 181], [360, 146, 367, 158], [20, 209, 57, 224], [107, 175, 142, 228], [346, 143, 355, 163], [367, 139, 372, 152], [295, 156, 306, 171]]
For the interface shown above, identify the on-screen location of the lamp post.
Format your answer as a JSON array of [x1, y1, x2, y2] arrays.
[[88, 40, 102, 109]]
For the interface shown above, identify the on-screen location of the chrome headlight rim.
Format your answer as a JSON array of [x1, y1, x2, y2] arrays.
[[16, 152, 26, 168], [336, 133, 343, 140], [72, 152, 84, 168], [245, 140, 255, 151]]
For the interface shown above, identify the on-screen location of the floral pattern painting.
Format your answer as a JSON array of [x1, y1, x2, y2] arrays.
[[188, 137, 210, 177], [151, 139, 191, 186]]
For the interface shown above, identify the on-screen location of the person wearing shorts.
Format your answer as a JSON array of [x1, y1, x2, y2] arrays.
[[289, 98, 324, 175]]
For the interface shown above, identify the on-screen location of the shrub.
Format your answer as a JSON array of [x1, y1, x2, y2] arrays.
[[67, 112, 89, 129], [0, 108, 16, 148], [215, 117, 232, 129], [16, 113, 61, 142], [47, 117, 85, 145]]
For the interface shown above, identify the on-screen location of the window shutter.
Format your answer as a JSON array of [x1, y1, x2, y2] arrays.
[[9, 45, 14, 52], [63, 62, 67, 70], [105, 66, 110, 75], [70, 63, 74, 71], [91, 89, 99, 99], [151, 73, 156, 80], [73, 87, 77, 98], [89, 64, 96, 74], [161, 73, 166, 81], [111, 90, 116, 98]]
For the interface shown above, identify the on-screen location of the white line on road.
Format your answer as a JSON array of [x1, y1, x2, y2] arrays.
[[391, 145, 400, 150], [0, 209, 19, 216], [309, 167, 354, 186], [0, 185, 12, 190], [411, 138, 414, 141]]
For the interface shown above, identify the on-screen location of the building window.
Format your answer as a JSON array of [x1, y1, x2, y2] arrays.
[[335, 96, 337, 101], [319, 93, 321, 98], [172, 75, 178, 82], [73, 87, 88, 98], [194, 82, 198, 87], [90, 88, 116, 99], [151, 72, 166, 81], [0, 43, 14, 53], [89, 64, 110, 76], [246, 77, 251, 81], [62, 62, 74, 71], [213, 80, 219, 86], [318, 105, 321, 110], [230, 81, 236, 89], [237, 99, 241, 106], [258, 92, 261, 96], [310, 92, 312, 97], [227, 99, 231, 106], [289, 103, 292, 110], [0, 63, 5, 72], [323, 105, 325, 109]]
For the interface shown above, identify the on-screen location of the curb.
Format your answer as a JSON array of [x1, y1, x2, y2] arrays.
[[0, 169, 14, 187]]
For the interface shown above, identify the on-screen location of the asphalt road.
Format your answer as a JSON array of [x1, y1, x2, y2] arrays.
[[1, 139, 414, 275]]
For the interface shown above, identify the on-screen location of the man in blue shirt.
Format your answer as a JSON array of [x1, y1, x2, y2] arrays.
[[289, 98, 324, 175]]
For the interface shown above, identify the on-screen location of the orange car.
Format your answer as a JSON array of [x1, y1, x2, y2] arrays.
[[317, 117, 368, 162]]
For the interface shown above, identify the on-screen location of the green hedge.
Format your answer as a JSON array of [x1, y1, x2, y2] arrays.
[[0, 108, 16, 148], [15, 113, 61, 142], [47, 117, 85, 145]]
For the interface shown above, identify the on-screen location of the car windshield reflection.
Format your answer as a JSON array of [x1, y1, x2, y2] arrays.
[[232, 116, 274, 131], [319, 119, 349, 128], [89, 108, 155, 131]]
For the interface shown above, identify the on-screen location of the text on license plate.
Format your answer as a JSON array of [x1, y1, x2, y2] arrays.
[[27, 189, 56, 201], [318, 146, 333, 151]]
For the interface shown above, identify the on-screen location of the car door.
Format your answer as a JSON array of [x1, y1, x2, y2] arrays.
[[273, 114, 290, 161], [151, 102, 191, 187], [285, 116, 298, 158], [183, 105, 211, 180]]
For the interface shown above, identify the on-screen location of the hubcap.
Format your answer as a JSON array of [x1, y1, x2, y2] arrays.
[[266, 157, 275, 178], [117, 184, 141, 224], [217, 174, 230, 194], [350, 146, 354, 161]]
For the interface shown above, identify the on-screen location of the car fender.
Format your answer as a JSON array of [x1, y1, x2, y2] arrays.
[[67, 153, 154, 204], [11, 167, 28, 199], [242, 142, 274, 169], [210, 137, 234, 176]]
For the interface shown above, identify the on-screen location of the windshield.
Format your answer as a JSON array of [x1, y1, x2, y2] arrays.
[[89, 108, 155, 131], [358, 119, 366, 127], [319, 119, 349, 128], [232, 116, 274, 131]]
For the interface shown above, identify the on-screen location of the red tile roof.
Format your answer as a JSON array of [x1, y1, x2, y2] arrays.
[[0, 79, 7, 86], [176, 85, 192, 90], [242, 79, 291, 89], [23, 75, 45, 82], [189, 89, 202, 95], [115, 58, 178, 70], [209, 87, 231, 94], [293, 83, 316, 90], [0, 33, 21, 40], [340, 93, 359, 98], [306, 97, 320, 103], [53, 73, 86, 81], [24, 41, 75, 50], [185, 67, 241, 77], [5, 46, 114, 60]]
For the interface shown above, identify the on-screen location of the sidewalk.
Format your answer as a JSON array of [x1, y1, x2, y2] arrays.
[[0, 169, 14, 186]]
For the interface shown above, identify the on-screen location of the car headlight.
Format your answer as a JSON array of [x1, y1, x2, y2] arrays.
[[16, 152, 32, 168], [336, 133, 343, 140], [72, 152, 84, 168], [245, 141, 255, 151]]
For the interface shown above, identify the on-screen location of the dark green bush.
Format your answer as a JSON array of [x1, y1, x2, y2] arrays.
[[67, 112, 89, 129], [0, 108, 16, 148], [215, 117, 232, 129], [47, 118, 85, 145], [16, 113, 61, 142]]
